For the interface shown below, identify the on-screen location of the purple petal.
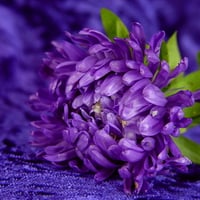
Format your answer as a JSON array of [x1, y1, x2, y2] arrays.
[[124, 124, 138, 140], [55, 61, 76, 75], [114, 38, 132, 59], [169, 57, 188, 79], [128, 40, 143, 62], [141, 137, 155, 151], [121, 149, 144, 162], [76, 56, 97, 72], [76, 131, 90, 151], [82, 90, 94, 106], [133, 173, 148, 194], [167, 90, 194, 108], [44, 142, 65, 154], [79, 28, 110, 43], [158, 147, 168, 160], [119, 92, 150, 120], [126, 60, 140, 70], [63, 128, 79, 144], [63, 104, 69, 123], [162, 122, 175, 135], [139, 115, 163, 136], [139, 64, 153, 78], [52, 41, 86, 61], [31, 121, 60, 129], [29, 97, 52, 111], [150, 106, 166, 119], [120, 105, 136, 120], [88, 121, 98, 133], [100, 96, 114, 109], [88, 146, 117, 168], [71, 112, 83, 120], [146, 50, 160, 64], [170, 106, 184, 121], [78, 70, 95, 87], [123, 178, 133, 195], [118, 165, 132, 179], [43, 129, 62, 139], [147, 60, 160, 75], [143, 84, 167, 106], [68, 160, 88, 173], [165, 136, 182, 157], [126, 60, 141, 70], [119, 138, 143, 152], [94, 129, 116, 152], [72, 95, 83, 109], [44, 142, 70, 154], [107, 145, 122, 160], [120, 104, 148, 120], [153, 61, 170, 88], [94, 169, 115, 182], [106, 112, 122, 136], [97, 75, 123, 96], [71, 120, 88, 131], [83, 158, 97, 172], [44, 149, 77, 162], [131, 22, 145, 49], [67, 71, 84, 86], [89, 43, 107, 55], [110, 60, 129, 72], [31, 131, 57, 147], [94, 65, 110, 80], [193, 90, 200, 102], [168, 157, 191, 166], [94, 58, 110, 69], [144, 155, 156, 171], [172, 128, 180, 137], [66, 72, 84, 93], [176, 118, 192, 128], [122, 70, 143, 86], [129, 78, 150, 93], [80, 108, 91, 120], [65, 31, 90, 46], [149, 31, 165, 56]]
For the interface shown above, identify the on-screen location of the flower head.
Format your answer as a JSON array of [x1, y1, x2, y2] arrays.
[[30, 22, 194, 193]]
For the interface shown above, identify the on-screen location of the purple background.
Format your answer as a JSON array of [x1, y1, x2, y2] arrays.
[[0, 1, 200, 199]]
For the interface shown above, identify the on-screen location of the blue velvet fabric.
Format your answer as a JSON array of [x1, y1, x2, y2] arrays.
[[0, 1, 200, 199], [1, 146, 200, 199]]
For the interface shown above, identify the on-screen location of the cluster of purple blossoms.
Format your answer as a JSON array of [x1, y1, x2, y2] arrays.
[[30, 23, 196, 193]]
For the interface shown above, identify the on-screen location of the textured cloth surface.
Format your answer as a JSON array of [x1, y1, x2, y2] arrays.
[[1, 146, 200, 200], [0, 1, 200, 199]]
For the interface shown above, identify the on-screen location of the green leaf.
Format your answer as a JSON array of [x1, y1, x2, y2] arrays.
[[189, 115, 200, 127], [160, 41, 168, 61], [165, 70, 200, 96], [196, 51, 200, 68], [165, 32, 181, 70], [165, 70, 200, 126], [169, 70, 200, 92], [101, 8, 129, 40], [184, 100, 200, 128], [173, 136, 200, 164], [185, 103, 200, 118]]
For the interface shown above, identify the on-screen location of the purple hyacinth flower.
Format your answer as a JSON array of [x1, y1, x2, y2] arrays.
[[30, 22, 198, 194]]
